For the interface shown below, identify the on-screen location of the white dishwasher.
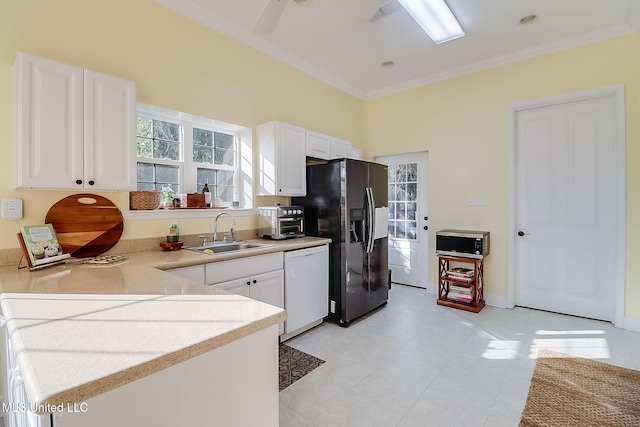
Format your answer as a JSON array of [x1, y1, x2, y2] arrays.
[[283, 245, 329, 340]]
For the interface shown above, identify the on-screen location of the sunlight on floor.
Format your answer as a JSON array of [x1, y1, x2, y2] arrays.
[[527, 329, 611, 359]]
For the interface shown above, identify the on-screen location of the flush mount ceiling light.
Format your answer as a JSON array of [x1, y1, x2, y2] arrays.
[[397, 0, 464, 44]]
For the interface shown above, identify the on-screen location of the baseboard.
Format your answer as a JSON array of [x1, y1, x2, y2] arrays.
[[623, 316, 640, 332]]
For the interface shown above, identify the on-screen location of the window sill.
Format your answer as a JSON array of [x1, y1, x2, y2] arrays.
[[122, 208, 258, 221]]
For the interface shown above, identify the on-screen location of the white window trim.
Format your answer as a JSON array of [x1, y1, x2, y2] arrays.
[[130, 103, 254, 219]]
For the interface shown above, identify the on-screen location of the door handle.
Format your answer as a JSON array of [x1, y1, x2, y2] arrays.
[[517, 231, 531, 237]]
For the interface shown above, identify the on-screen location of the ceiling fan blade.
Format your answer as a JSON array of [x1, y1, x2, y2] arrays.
[[369, 0, 402, 23], [252, 0, 290, 34]]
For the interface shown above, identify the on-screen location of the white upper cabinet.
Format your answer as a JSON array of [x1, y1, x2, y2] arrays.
[[83, 70, 136, 191], [306, 130, 331, 160], [257, 121, 306, 196], [17, 52, 136, 190], [330, 137, 352, 159], [306, 130, 353, 160]]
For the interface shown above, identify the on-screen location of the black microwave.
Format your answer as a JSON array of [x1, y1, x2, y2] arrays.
[[436, 229, 490, 259]]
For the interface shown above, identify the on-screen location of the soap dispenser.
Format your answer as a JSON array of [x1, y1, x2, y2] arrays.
[[168, 219, 180, 242]]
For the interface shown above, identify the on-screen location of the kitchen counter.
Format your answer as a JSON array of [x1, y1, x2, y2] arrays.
[[0, 236, 330, 416], [0, 236, 330, 294]]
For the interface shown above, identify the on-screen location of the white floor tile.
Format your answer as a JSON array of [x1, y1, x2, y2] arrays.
[[280, 284, 638, 427]]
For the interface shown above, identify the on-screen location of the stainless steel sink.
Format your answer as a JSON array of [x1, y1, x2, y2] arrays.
[[185, 241, 274, 254]]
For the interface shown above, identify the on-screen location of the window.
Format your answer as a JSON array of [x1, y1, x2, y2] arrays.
[[135, 104, 242, 205], [193, 127, 236, 201], [136, 117, 182, 195], [387, 163, 418, 240]]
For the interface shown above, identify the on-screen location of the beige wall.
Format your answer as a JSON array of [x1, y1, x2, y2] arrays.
[[364, 33, 640, 317], [1, 1, 639, 318], [0, 0, 363, 247]]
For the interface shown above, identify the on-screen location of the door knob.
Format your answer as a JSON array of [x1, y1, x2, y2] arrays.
[[424, 216, 428, 221], [517, 231, 530, 237], [423, 226, 428, 230]]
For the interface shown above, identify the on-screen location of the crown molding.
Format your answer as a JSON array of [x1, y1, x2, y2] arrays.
[[364, 23, 638, 99], [156, 0, 638, 102]]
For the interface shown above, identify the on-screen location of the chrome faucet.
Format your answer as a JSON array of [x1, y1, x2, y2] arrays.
[[213, 212, 236, 243]]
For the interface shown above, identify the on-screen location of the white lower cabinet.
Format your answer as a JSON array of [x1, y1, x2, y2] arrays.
[[206, 253, 285, 335], [165, 265, 205, 283], [2, 317, 279, 427], [2, 317, 51, 427], [216, 271, 285, 335]]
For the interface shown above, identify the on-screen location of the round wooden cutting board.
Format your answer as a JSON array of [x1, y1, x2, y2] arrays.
[[45, 194, 124, 258]]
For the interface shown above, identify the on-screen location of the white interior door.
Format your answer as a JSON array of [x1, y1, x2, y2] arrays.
[[515, 95, 618, 321], [376, 152, 429, 288]]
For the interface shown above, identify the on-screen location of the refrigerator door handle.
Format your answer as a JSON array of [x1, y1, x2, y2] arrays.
[[366, 187, 375, 253]]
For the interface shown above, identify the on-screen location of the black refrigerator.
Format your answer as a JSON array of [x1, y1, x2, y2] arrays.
[[293, 158, 389, 325]]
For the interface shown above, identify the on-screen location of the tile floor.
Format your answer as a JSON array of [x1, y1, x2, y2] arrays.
[[279, 284, 640, 427]]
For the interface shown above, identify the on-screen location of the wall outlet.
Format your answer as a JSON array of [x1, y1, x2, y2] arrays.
[[467, 196, 487, 207], [1, 198, 23, 220]]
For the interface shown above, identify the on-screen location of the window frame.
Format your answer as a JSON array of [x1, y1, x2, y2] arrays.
[[135, 103, 241, 200]]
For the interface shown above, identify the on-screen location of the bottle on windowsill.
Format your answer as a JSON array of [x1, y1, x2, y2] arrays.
[[202, 183, 211, 207]]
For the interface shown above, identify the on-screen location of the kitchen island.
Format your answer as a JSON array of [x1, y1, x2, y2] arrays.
[[0, 237, 329, 427]]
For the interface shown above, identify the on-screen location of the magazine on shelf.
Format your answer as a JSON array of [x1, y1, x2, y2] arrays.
[[19, 224, 70, 267], [447, 267, 474, 278], [450, 284, 473, 294]]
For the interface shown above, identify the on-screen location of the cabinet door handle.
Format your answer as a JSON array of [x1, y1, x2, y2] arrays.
[[246, 281, 251, 286], [252, 279, 257, 284], [75, 179, 83, 185], [423, 226, 428, 230], [88, 180, 95, 186]]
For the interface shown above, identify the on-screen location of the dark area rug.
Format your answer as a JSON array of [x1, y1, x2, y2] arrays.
[[279, 343, 325, 391]]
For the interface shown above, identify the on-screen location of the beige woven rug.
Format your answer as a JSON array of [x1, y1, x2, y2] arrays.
[[520, 349, 640, 426]]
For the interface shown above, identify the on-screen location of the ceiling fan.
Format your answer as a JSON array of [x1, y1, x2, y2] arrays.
[[251, 0, 400, 34]]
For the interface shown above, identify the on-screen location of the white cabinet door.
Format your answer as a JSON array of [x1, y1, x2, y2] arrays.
[[306, 130, 331, 160], [257, 121, 306, 196], [214, 277, 251, 298], [213, 270, 284, 334], [277, 123, 306, 195], [83, 70, 136, 191], [17, 52, 84, 189], [16, 52, 136, 191], [330, 137, 352, 159], [251, 270, 285, 311], [251, 270, 284, 335], [166, 265, 205, 283]]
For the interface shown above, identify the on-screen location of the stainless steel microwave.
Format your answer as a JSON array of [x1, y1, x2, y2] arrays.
[[436, 229, 490, 259]]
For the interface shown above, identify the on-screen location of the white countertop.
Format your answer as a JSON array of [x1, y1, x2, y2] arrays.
[[1, 293, 285, 412], [0, 236, 330, 413]]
